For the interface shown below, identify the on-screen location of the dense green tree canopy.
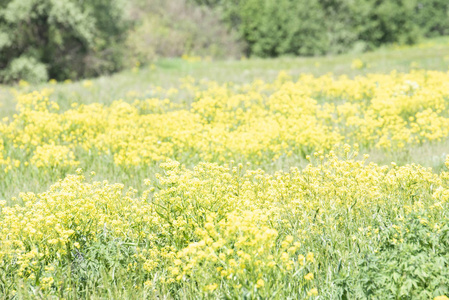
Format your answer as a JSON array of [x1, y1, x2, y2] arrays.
[[0, 0, 129, 83], [194, 0, 449, 57]]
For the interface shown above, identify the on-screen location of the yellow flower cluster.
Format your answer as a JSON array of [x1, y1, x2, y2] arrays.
[[2, 148, 449, 296], [174, 211, 311, 294], [2, 69, 449, 296], [1, 70, 449, 177], [30, 144, 79, 169], [351, 58, 365, 70]]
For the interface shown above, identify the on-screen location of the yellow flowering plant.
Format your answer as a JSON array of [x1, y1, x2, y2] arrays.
[[1, 68, 449, 297]]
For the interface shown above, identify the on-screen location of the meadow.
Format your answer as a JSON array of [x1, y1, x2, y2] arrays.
[[1, 39, 449, 299]]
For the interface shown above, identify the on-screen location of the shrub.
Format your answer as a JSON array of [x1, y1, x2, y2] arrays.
[[355, 0, 422, 48], [198, 0, 449, 57], [0, 56, 48, 84], [415, 0, 449, 37], [238, 0, 327, 57], [126, 0, 243, 65], [0, 0, 130, 83]]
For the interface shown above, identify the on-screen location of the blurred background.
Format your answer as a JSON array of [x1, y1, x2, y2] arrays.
[[1, 0, 448, 84]]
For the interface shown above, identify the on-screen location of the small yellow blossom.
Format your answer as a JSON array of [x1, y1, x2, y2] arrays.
[[306, 252, 314, 263], [205, 283, 218, 292], [256, 279, 265, 288], [307, 288, 319, 296], [304, 273, 314, 281]]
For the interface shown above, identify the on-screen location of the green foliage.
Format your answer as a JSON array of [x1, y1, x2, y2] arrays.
[[66, 234, 146, 298], [415, 0, 449, 37], [0, 0, 130, 83], [357, 0, 422, 48], [0, 234, 147, 299], [199, 0, 449, 57], [0, 56, 48, 83], [340, 214, 449, 299], [238, 0, 327, 57], [1, 0, 448, 82], [126, 0, 242, 65]]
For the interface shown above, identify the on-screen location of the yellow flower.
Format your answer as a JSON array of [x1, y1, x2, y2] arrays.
[[304, 273, 314, 281], [351, 58, 364, 70], [298, 254, 305, 265], [144, 280, 153, 287], [306, 252, 314, 263], [174, 259, 182, 266], [307, 288, 318, 296], [205, 283, 218, 292], [256, 279, 265, 288]]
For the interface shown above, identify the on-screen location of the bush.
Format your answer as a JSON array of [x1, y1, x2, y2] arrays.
[[415, 0, 449, 37], [355, 0, 422, 48], [0, 0, 130, 83], [126, 0, 243, 65], [238, 0, 327, 57], [199, 0, 449, 57], [0, 56, 48, 83]]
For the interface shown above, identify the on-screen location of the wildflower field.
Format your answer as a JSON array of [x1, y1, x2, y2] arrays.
[[2, 41, 449, 299]]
